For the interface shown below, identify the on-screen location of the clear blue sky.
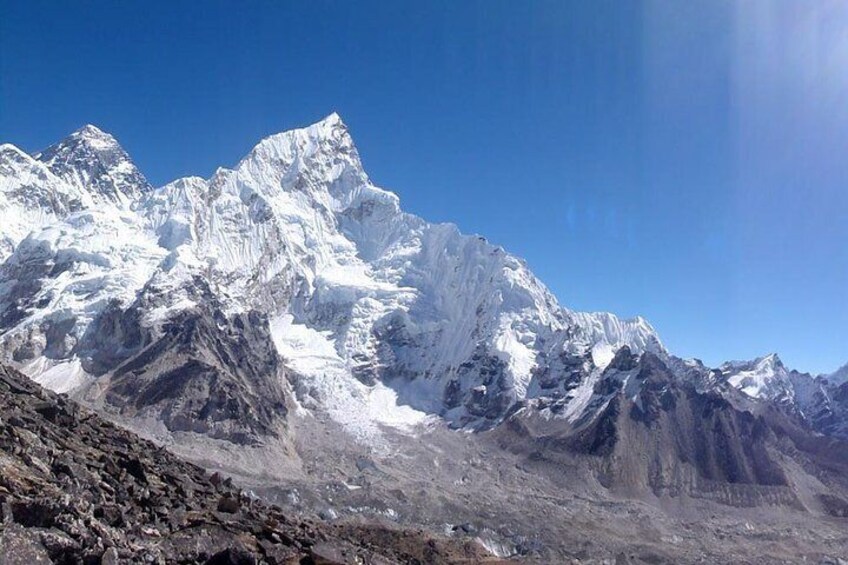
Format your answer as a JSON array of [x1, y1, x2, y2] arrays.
[[1, 1, 846, 374]]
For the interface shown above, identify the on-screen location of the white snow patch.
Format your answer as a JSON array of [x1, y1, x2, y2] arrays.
[[723, 354, 792, 400], [562, 367, 604, 422], [591, 342, 615, 370], [24, 357, 91, 394], [493, 319, 537, 397], [270, 314, 430, 449]]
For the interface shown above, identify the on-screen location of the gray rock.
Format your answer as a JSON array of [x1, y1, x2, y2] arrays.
[[0, 524, 51, 564]]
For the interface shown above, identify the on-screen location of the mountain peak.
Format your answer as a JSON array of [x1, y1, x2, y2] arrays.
[[237, 113, 367, 197], [35, 124, 119, 155], [297, 111, 350, 141], [77, 123, 103, 132], [253, 113, 350, 149], [0, 142, 32, 164], [721, 352, 792, 400], [757, 352, 783, 369], [73, 123, 110, 138], [36, 124, 151, 206], [65, 124, 125, 151], [826, 362, 848, 386], [722, 352, 783, 371], [319, 111, 343, 126]]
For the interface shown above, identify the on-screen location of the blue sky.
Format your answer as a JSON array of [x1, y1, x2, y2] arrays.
[[1, 1, 846, 373]]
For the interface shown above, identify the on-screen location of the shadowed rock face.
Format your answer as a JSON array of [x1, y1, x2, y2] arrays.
[[575, 354, 795, 500], [497, 352, 848, 511], [0, 364, 502, 564], [94, 299, 290, 445]]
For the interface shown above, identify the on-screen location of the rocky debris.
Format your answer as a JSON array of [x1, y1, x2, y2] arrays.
[[0, 364, 499, 564]]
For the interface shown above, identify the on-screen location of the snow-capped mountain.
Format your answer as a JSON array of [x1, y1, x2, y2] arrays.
[[3, 113, 848, 454], [36, 124, 152, 207], [0, 114, 664, 445], [718, 353, 848, 440], [720, 353, 795, 403]]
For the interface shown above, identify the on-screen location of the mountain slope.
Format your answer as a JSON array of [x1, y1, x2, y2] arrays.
[[825, 362, 848, 386], [0, 115, 663, 443], [0, 144, 92, 262]]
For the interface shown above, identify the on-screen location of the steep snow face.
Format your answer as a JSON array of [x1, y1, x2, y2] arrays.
[[140, 115, 663, 426], [0, 210, 166, 385], [269, 313, 432, 450], [138, 114, 384, 305], [0, 144, 92, 261], [138, 115, 663, 429], [36, 125, 152, 207], [567, 312, 662, 369], [0, 114, 666, 441]]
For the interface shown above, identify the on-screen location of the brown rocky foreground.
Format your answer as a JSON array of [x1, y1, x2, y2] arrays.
[[0, 364, 506, 564]]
